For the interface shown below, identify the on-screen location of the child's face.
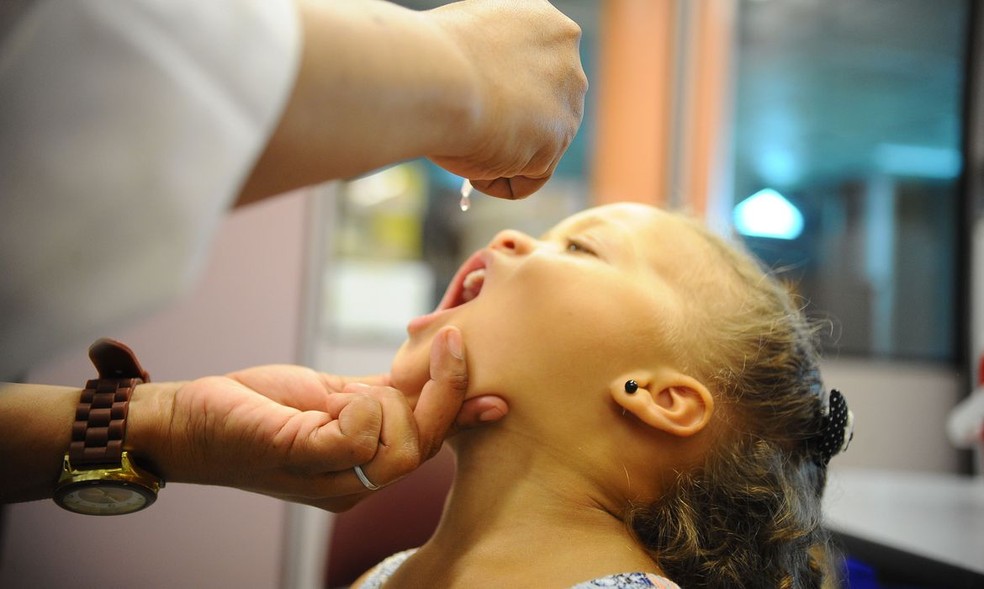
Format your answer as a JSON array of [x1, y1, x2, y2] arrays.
[[390, 202, 716, 408]]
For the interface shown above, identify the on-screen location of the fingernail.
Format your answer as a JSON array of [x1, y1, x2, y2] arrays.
[[478, 407, 504, 422], [447, 329, 464, 360]]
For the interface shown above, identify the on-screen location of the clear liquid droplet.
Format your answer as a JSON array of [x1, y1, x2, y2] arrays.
[[459, 179, 473, 212]]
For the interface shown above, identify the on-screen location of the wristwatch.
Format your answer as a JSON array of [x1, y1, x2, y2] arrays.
[[53, 338, 164, 515]]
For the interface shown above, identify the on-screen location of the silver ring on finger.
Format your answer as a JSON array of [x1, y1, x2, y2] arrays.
[[353, 464, 381, 491]]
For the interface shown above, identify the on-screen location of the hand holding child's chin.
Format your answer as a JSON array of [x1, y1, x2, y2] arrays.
[[390, 327, 509, 431]]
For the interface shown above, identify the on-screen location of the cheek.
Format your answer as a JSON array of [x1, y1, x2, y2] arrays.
[[464, 293, 638, 393]]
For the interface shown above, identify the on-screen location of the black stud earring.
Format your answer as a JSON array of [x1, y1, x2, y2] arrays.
[[624, 380, 639, 394]]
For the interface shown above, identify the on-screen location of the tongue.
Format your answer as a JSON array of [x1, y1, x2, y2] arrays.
[[462, 269, 485, 302]]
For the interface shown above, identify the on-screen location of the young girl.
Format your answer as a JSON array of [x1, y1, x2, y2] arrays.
[[351, 202, 853, 589]]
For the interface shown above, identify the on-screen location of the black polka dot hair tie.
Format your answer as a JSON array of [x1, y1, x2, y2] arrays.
[[810, 389, 854, 467]]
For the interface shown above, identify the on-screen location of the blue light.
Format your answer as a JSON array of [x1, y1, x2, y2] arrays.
[[733, 188, 804, 240], [873, 143, 962, 179]]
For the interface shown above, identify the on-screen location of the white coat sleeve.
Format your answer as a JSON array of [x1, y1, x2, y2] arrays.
[[0, 0, 301, 379]]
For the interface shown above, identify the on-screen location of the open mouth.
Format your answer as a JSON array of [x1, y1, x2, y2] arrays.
[[407, 250, 490, 334], [436, 251, 488, 311]]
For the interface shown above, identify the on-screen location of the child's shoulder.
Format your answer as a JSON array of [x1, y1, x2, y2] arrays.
[[349, 549, 418, 589]]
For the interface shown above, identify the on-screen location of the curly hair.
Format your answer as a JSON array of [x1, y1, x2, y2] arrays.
[[628, 216, 840, 589]]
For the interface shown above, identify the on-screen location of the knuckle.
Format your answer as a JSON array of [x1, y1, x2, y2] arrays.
[[351, 435, 378, 463], [446, 370, 469, 393], [392, 443, 422, 475], [567, 20, 583, 40]]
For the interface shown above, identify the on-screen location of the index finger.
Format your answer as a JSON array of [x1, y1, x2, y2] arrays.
[[287, 392, 382, 472], [413, 326, 469, 459], [319, 372, 391, 392], [470, 175, 550, 200]]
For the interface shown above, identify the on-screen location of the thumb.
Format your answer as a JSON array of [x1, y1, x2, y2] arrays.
[[413, 326, 469, 459]]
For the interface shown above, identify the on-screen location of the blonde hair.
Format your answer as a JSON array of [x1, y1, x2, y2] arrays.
[[629, 215, 838, 589]]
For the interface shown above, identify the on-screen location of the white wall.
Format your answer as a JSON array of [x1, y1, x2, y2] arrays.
[[0, 191, 311, 588], [822, 358, 963, 474]]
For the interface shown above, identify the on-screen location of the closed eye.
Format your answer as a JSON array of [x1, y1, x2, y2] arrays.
[[565, 238, 597, 256]]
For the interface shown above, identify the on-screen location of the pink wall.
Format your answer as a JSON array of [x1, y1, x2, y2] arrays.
[[0, 191, 311, 588]]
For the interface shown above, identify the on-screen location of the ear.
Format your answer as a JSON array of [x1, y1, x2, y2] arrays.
[[610, 372, 714, 437]]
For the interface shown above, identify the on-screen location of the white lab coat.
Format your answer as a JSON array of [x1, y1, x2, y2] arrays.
[[0, 0, 300, 378]]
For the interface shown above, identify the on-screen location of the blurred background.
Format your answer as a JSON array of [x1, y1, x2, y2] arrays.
[[3, 1, 981, 587]]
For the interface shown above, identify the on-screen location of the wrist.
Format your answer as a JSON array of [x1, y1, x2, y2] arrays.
[[45, 339, 170, 514], [127, 381, 182, 483], [420, 10, 484, 160]]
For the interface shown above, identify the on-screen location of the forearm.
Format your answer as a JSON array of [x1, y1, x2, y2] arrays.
[[0, 381, 178, 504], [0, 383, 79, 503], [237, 0, 477, 205]]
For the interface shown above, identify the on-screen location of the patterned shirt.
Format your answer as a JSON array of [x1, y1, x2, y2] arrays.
[[358, 549, 681, 589]]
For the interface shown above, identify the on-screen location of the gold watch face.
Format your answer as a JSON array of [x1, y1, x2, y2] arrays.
[[54, 481, 156, 515]]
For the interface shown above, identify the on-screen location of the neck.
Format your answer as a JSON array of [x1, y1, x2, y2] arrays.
[[384, 426, 660, 588]]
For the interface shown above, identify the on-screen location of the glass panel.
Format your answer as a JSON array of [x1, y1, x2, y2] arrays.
[[730, 0, 970, 360]]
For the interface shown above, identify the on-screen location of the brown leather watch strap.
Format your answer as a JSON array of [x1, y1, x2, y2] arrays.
[[68, 339, 150, 469]]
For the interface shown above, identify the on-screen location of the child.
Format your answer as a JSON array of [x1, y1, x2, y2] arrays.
[[351, 202, 853, 589]]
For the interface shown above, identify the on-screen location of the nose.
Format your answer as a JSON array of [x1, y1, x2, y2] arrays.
[[489, 229, 535, 255]]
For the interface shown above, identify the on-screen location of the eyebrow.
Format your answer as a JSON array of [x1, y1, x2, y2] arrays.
[[541, 215, 609, 240]]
